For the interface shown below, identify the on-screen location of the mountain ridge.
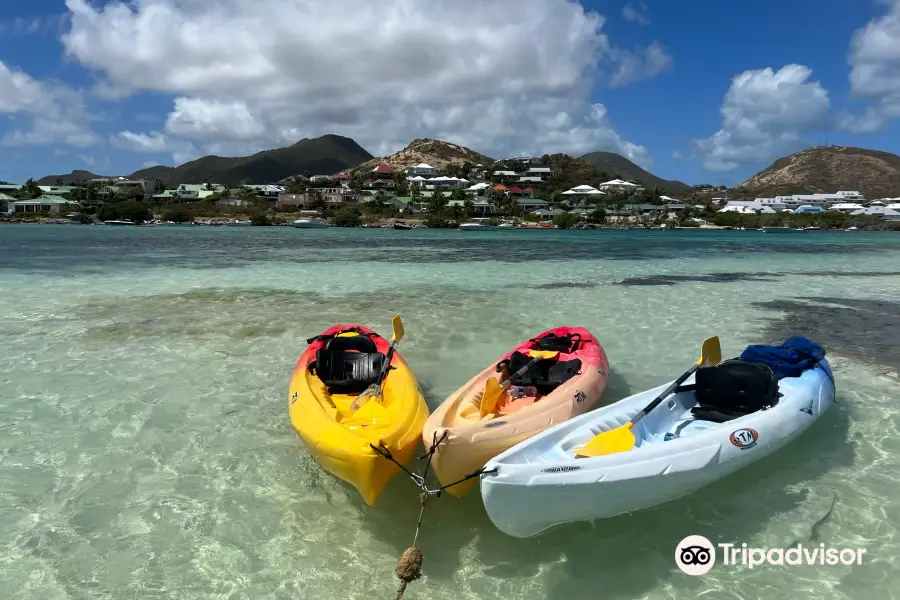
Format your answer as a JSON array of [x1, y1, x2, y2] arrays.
[[740, 145, 900, 199]]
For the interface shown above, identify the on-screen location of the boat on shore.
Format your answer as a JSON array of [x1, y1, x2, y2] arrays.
[[103, 219, 134, 226], [293, 218, 328, 229], [459, 218, 496, 231], [393, 222, 412, 230], [761, 226, 801, 233]]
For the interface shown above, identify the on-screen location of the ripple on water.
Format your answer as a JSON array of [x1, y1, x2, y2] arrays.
[[2, 227, 900, 600]]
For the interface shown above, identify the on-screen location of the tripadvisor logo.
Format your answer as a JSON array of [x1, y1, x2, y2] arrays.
[[675, 535, 867, 575]]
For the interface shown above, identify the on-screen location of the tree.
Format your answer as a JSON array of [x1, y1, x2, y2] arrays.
[[155, 179, 167, 194], [427, 190, 449, 219], [332, 206, 362, 227], [449, 187, 467, 201], [590, 208, 606, 223], [463, 198, 475, 219], [307, 189, 326, 212], [553, 212, 579, 229], [22, 178, 42, 199]]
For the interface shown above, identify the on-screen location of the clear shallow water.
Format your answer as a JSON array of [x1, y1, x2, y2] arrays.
[[1, 225, 899, 600]]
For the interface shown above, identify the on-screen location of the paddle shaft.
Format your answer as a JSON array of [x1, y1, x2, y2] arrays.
[[371, 339, 399, 393], [500, 356, 541, 390], [630, 363, 700, 427]]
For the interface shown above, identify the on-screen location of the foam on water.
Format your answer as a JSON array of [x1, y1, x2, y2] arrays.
[[1, 226, 899, 599]]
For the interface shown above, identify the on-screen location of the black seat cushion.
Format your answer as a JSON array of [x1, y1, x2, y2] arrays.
[[688, 359, 779, 422], [312, 335, 385, 394], [505, 351, 583, 394]]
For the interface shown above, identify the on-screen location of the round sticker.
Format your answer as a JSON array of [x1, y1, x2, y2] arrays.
[[729, 428, 759, 449]]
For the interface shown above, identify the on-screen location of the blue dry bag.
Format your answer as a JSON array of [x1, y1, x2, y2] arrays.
[[739, 335, 826, 379]]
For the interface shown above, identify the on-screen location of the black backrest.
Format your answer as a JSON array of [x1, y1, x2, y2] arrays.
[[313, 335, 384, 394], [693, 360, 779, 417], [506, 351, 583, 394], [531, 332, 582, 353], [324, 334, 378, 354]]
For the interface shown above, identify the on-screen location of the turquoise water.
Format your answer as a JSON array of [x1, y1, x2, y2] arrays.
[[1, 225, 899, 599]]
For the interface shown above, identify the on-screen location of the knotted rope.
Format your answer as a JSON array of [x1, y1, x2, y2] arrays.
[[370, 432, 497, 599]]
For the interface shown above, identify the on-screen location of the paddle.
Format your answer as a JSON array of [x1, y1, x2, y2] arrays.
[[479, 350, 560, 418], [574, 336, 721, 458], [349, 315, 405, 413]]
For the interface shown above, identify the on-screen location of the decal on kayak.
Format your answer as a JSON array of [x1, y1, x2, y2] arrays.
[[800, 398, 814, 415], [291, 391, 299, 405], [541, 465, 582, 473], [483, 421, 507, 429], [729, 428, 759, 450], [574, 390, 587, 404]]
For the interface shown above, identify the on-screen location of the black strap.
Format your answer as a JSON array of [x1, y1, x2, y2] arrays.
[[306, 328, 376, 345], [675, 383, 697, 393]]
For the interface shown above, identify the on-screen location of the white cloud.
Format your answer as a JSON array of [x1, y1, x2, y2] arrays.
[[110, 131, 198, 164], [609, 41, 672, 87], [622, 1, 650, 25], [61, 0, 669, 168], [0, 60, 98, 148], [690, 65, 831, 173], [840, 0, 900, 133]]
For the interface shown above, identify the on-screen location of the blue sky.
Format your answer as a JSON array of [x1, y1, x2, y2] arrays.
[[0, 0, 898, 187]]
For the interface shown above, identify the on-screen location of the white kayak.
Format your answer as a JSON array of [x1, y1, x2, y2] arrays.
[[480, 359, 836, 538]]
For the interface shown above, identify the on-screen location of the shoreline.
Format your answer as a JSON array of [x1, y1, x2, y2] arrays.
[[1, 218, 893, 232]]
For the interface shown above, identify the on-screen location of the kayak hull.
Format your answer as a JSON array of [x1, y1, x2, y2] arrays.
[[288, 324, 429, 506], [423, 326, 610, 496], [480, 359, 835, 538]]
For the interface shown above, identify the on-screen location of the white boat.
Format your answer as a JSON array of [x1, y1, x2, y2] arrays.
[[459, 218, 496, 231], [760, 226, 799, 233], [103, 219, 134, 226], [292, 218, 328, 229], [480, 358, 835, 538], [393, 222, 412, 230], [498, 221, 516, 229]]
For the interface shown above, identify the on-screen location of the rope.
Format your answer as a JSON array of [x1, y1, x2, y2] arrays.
[[369, 431, 498, 599]]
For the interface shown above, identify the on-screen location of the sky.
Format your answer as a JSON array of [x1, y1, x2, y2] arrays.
[[0, 0, 899, 186]]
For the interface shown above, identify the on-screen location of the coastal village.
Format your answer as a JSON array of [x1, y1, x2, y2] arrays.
[[3, 142, 900, 229]]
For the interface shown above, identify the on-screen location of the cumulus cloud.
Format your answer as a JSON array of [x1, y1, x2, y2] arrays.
[[690, 65, 831, 173], [839, 0, 900, 133], [60, 0, 669, 168], [609, 41, 672, 87], [0, 60, 97, 148], [622, 1, 650, 25]]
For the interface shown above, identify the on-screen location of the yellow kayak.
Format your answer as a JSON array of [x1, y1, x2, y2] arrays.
[[288, 323, 429, 505]]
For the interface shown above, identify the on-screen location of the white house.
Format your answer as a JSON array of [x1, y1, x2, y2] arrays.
[[7, 196, 78, 214], [836, 190, 865, 201], [90, 177, 154, 196], [405, 163, 436, 177], [561, 185, 604, 199], [492, 170, 518, 178], [720, 200, 776, 214], [828, 202, 865, 213], [851, 206, 900, 221], [598, 179, 643, 193], [427, 176, 469, 190]]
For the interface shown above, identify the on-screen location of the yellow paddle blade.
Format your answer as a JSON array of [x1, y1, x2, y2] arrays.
[[480, 377, 505, 418], [528, 350, 560, 360], [391, 314, 404, 343], [349, 384, 382, 412], [343, 397, 388, 428], [698, 336, 721, 367], [574, 422, 635, 458]]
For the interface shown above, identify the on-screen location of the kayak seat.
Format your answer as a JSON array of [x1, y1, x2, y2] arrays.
[[501, 351, 583, 395], [529, 332, 583, 353], [681, 359, 780, 423], [309, 335, 385, 395]]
